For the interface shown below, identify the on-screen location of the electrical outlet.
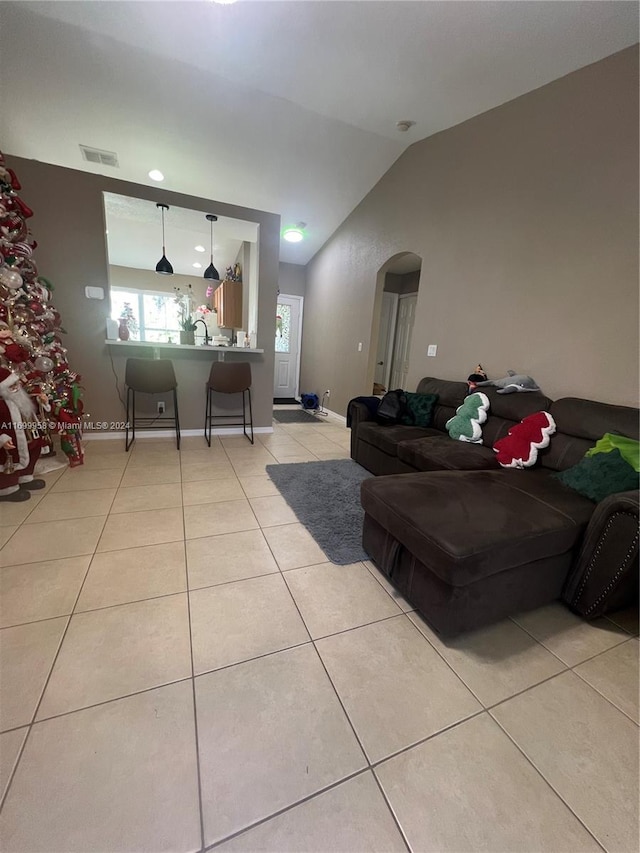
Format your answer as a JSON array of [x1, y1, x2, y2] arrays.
[[157, 401, 166, 414], [427, 344, 438, 357], [324, 389, 330, 397]]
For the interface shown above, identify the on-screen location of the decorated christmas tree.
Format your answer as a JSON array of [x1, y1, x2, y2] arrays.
[[0, 152, 84, 467]]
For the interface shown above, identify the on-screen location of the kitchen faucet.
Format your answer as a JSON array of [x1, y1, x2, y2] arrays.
[[193, 319, 210, 346]]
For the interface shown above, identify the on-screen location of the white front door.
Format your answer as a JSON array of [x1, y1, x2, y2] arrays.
[[374, 292, 398, 390], [273, 295, 302, 399], [389, 294, 417, 389]]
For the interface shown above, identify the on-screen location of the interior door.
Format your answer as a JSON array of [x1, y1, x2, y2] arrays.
[[389, 294, 417, 389], [374, 292, 398, 390], [273, 295, 302, 398]]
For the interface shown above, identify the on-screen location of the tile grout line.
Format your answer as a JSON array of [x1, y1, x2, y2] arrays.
[[5, 675, 195, 732], [487, 713, 609, 853], [0, 462, 126, 816], [368, 769, 413, 853], [2, 438, 635, 846], [275, 560, 413, 850], [0, 469, 65, 548], [0, 450, 133, 812], [571, 661, 640, 727], [201, 766, 372, 852], [180, 471, 207, 853], [403, 612, 491, 709]]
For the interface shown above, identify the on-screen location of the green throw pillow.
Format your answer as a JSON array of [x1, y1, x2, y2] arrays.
[[585, 433, 640, 472], [400, 392, 439, 427], [554, 448, 639, 503], [445, 392, 490, 443]]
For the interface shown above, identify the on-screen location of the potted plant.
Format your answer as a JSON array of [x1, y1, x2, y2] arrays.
[[118, 302, 139, 341], [179, 316, 197, 345], [173, 284, 197, 344]]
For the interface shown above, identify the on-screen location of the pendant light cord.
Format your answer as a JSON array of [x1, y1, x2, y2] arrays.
[[162, 207, 166, 253], [210, 216, 214, 263]]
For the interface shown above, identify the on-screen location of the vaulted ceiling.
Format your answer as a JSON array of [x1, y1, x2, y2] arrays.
[[1, 1, 637, 266]]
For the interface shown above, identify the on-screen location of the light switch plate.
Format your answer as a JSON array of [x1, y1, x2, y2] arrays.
[[85, 286, 105, 300], [427, 344, 438, 357]]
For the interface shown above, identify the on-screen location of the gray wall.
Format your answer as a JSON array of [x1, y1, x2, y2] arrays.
[[8, 156, 280, 430], [278, 262, 306, 298], [300, 47, 639, 416], [384, 271, 420, 295]]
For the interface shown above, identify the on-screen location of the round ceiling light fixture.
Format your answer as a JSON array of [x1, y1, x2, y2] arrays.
[[395, 120, 415, 132], [193, 262, 202, 269], [283, 222, 306, 243], [194, 245, 205, 252], [148, 169, 165, 181]]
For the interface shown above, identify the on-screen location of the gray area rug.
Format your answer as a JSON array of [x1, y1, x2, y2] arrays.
[[272, 409, 328, 424], [266, 459, 373, 564]]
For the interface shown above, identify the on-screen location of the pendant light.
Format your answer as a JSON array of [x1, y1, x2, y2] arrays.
[[204, 214, 220, 281], [155, 203, 173, 275]]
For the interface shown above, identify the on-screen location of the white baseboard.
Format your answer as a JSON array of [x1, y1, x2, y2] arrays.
[[322, 406, 347, 425], [84, 426, 274, 441]]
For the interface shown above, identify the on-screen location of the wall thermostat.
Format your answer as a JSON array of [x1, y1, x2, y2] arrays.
[[85, 286, 105, 300]]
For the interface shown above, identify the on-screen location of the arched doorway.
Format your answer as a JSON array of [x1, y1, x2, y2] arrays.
[[369, 252, 422, 394]]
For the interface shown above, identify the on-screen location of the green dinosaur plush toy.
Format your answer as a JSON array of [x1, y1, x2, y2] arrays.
[[445, 392, 490, 443]]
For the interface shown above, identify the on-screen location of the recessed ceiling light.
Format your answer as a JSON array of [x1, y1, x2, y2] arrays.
[[395, 120, 415, 132], [283, 222, 306, 243], [210, 0, 237, 4], [193, 262, 202, 269], [148, 169, 165, 181], [194, 245, 205, 252]]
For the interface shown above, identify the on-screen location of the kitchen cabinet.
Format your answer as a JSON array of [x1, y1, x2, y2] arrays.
[[213, 280, 243, 329]]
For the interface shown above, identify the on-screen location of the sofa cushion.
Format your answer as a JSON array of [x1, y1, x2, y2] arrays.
[[480, 388, 554, 447], [416, 377, 467, 407], [397, 436, 499, 471], [543, 398, 639, 471], [358, 421, 440, 457], [400, 392, 439, 427], [553, 448, 639, 503], [360, 470, 594, 587]]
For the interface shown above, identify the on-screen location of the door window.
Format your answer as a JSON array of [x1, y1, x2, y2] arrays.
[[275, 303, 291, 353]]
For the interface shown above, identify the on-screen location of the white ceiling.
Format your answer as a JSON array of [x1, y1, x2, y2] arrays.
[[1, 1, 637, 265]]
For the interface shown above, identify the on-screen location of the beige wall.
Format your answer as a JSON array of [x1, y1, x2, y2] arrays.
[[278, 263, 306, 298], [301, 47, 639, 416], [7, 156, 280, 431], [384, 271, 420, 295]]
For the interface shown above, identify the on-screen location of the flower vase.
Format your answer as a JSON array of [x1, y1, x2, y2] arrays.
[[180, 330, 195, 345], [118, 319, 130, 341]]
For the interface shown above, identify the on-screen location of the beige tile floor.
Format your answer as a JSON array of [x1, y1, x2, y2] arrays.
[[0, 417, 638, 852]]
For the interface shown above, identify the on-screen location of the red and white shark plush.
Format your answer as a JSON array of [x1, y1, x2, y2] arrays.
[[493, 411, 556, 469]]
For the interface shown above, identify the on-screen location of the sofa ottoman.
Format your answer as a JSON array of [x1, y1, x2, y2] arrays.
[[361, 469, 595, 635]]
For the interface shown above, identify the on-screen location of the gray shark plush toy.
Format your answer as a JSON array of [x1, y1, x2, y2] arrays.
[[476, 370, 541, 395]]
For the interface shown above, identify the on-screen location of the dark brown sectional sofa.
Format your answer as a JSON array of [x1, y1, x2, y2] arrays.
[[349, 377, 639, 636]]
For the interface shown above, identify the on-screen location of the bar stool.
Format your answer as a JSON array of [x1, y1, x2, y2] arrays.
[[125, 358, 180, 451], [204, 361, 254, 446]]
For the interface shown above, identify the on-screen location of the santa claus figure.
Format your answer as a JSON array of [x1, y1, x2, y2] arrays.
[[0, 367, 44, 502]]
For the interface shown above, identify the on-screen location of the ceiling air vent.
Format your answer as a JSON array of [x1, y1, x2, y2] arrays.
[[79, 145, 119, 168]]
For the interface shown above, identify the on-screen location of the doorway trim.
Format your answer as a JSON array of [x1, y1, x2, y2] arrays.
[[376, 291, 398, 391], [366, 252, 423, 393], [275, 293, 304, 399]]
